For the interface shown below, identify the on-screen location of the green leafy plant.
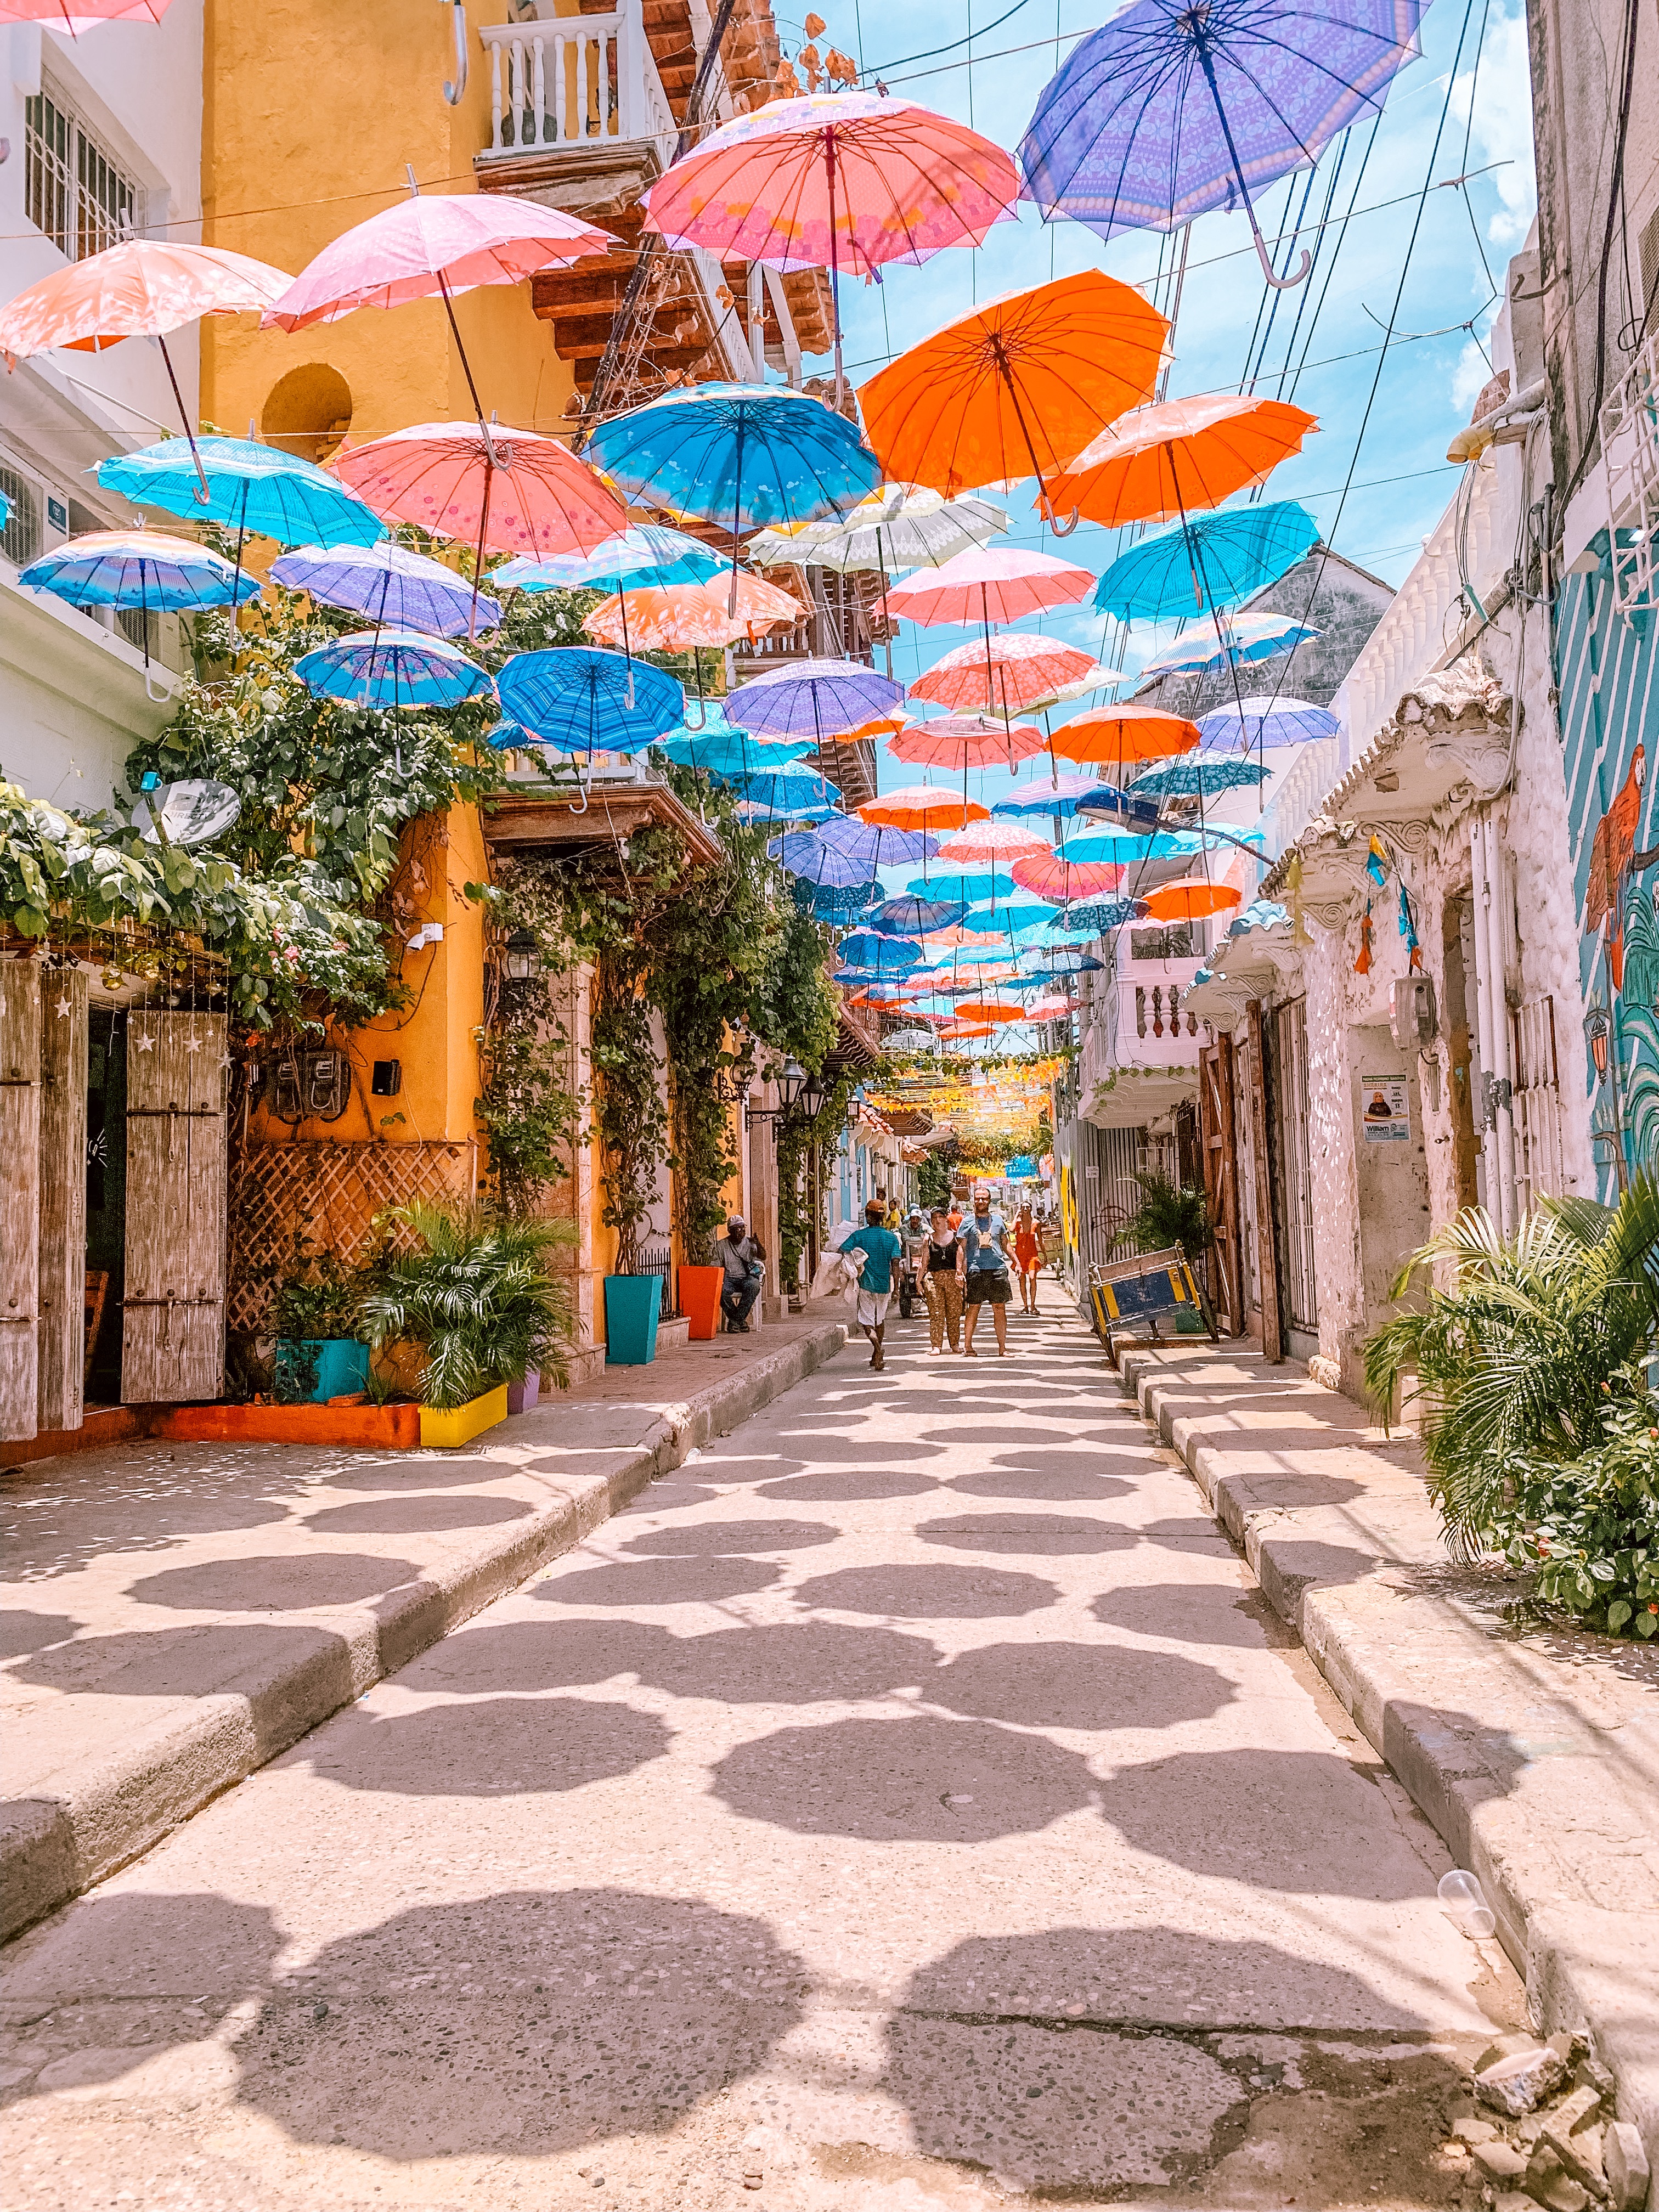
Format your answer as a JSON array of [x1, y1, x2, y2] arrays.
[[1502, 1375, 1659, 1637], [359, 1201, 578, 1408], [1364, 1179, 1659, 1559], [1124, 1172, 1210, 1260], [270, 1238, 364, 1342]]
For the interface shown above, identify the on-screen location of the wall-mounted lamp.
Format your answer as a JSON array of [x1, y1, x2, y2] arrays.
[[503, 928, 538, 981]]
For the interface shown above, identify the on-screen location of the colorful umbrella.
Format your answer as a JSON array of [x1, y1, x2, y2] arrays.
[[883, 544, 1094, 630], [98, 435, 384, 549], [994, 772, 1112, 819], [295, 629, 493, 709], [859, 270, 1168, 522], [837, 932, 924, 972], [858, 786, 989, 832], [815, 816, 940, 872], [726, 659, 904, 740], [1052, 398, 1318, 533], [735, 797, 841, 826], [2, 0, 174, 18], [1054, 895, 1153, 932], [265, 185, 611, 426], [1139, 611, 1320, 679], [770, 830, 896, 889], [270, 541, 499, 637], [934, 819, 1054, 867], [1047, 707, 1199, 772], [21, 529, 262, 616], [872, 895, 968, 935], [1142, 879, 1244, 922], [1198, 695, 1340, 751], [1072, 783, 1173, 835], [584, 383, 881, 602], [332, 420, 625, 565], [749, 487, 1008, 572], [1132, 754, 1269, 799], [963, 897, 1064, 937], [1019, 0, 1423, 286], [887, 713, 1047, 772], [727, 766, 843, 814], [909, 634, 1097, 717], [1093, 500, 1321, 620], [498, 647, 684, 757], [661, 726, 813, 774], [905, 868, 1018, 905], [795, 878, 883, 921], [1011, 853, 1124, 902], [952, 1000, 1027, 1022], [641, 91, 1018, 401], [494, 526, 724, 592], [583, 575, 805, 651]]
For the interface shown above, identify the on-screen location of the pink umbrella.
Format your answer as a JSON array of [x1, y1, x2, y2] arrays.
[[264, 184, 612, 425], [909, 633, 1097, 718], [642, 91, 1017, 403], [0, 0, 172, 16], [933, 819, 1055, 867], [883, 545, 1093, 629], [332, 422, 624, 622], [1012, 853, 1124, 902], [887, 713, 1047, 771]]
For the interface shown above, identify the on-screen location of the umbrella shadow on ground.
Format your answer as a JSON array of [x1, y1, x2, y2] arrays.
[[324, 1454, 533, 1492], [2, 1455, 300, 1582], [1138, 1515, 1236, 1555], [125, 1553, 424, 1613], [712, 1714, 1099, 1843], [948, 1455, 1142, 1500], [926, 1639, 1236, 1731], [231, 1889, 807, 2159], [793, 1563, 1059, 1619], [297, 1694, 670, 1797], [615, 1519, 841, 1556], [762, 1435, 947, 1466], [301, 1494, 534, 1537], [536, 1558, 783, 1606], [0, 1609, 82, 1661], [755, 1468, 945, 1502], [8, 1623, 359, 1734], [917, 1513, 1141, 1556], [884, 1926, 1459, 2196], [1092, 1581, 1300, 1649]]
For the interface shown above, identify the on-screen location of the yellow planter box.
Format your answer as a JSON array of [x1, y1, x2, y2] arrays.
[[419, 1384, 509, 1449]]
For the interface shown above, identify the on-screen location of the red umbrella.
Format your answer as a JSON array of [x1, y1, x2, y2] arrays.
[[332, 421, 624, 561], [264, 185, 612, 427], [1142, 879, 1243, 922]]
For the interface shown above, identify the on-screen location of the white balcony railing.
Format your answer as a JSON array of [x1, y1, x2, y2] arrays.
[[479, 1, 674, 160], [1601, 326, 1659, 620]]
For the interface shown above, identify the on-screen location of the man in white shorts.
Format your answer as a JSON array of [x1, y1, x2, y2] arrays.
[[834, 1198, 903, 1369]]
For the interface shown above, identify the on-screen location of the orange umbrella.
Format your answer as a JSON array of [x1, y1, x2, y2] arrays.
[[1141, 879, 1243, 922], [952, 1000, 1027, 1022], [1045, 394, 1317, 529], [888, 713, 1047, 771], [860, 270, 1169, 523], [909, 634, 1096, 717], [583, 575, 805, 650], [1047, 707, 1199, 772], [858, 786, 989, 831]]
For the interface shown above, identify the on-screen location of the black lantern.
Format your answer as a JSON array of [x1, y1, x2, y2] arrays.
[[798, 1070, 827, 1121], [503, 928, 537, 981], [777, 1057, 805, 1110]]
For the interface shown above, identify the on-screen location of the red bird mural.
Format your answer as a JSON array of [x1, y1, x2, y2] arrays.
[[1584, 743, 1659, 990]]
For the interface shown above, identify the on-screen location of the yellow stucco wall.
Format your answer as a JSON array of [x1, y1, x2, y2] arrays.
[[199, 0, 575, 447]]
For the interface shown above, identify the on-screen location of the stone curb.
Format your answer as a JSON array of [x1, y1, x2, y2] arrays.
[[1120, 1347, 1659, 2188], [2, 1322, 847, 1945]]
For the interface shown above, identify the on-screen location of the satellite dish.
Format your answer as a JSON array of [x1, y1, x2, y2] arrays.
[[132, 779, 241, 847]]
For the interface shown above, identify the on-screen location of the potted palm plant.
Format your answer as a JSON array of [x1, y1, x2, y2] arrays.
[[360, 1202, 577, 1446]]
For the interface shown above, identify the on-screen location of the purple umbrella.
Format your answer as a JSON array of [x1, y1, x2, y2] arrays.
[[769, 815, 939, 884], [726, 658, 905, 741], [272, 541, 501, 637], [1019, 0, 1423, 287]]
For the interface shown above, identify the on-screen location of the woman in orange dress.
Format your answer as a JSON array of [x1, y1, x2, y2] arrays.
[[1012, 1202, 1042, 1314]]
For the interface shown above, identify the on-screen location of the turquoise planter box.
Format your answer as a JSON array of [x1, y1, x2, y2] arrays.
[[604, 1274, 662, 1365], [275, 1338, 370, 1403]]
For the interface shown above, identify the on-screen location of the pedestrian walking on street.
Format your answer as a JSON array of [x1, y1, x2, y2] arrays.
[[962, 1187, 1013, 1357], [900, 1207, 930, 1321], [715, 1214, 765, 1334], [922, 1206, 966, 1352], [836, 1198, 903, 1369], [1013, 1201, 1043, 1314]]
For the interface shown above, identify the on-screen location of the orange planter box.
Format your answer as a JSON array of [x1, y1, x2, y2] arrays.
[[679, 1264, 724, 1341], [153, 1402, 421, 1448]]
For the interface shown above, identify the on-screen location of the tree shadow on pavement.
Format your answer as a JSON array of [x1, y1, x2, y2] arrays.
[[793, 1564, 1058, 1619], [8, 1623, 357, 1720], [928, 1639, 1236, 1731], [125, 1554, 423, 1613], [536, 1558, 782, 1607], [1139, 1515, 1237, 1555], [301, 1494, 534, 1537], [917, 1513, 1140, 1556], [0, 1609, 81, 1661], [299, 1695, 669, 1797], [232, 1889, 806, 2159], [712, 1714, 1097, 1842]]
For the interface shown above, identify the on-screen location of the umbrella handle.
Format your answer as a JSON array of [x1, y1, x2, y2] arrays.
[[1252, 224, 1311, 291], [1046, 504, 1081, 539]]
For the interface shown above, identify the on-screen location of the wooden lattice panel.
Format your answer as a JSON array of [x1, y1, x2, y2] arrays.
[[227, 1140, 476, 1335]]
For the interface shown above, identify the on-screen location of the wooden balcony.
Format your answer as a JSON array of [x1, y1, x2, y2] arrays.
[[482, 772, 723, 865]]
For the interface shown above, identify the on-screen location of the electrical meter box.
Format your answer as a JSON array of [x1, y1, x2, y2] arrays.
[[1390, 974, 1438, 1051]]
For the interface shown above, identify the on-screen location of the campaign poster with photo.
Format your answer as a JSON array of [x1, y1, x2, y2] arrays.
[[1359, 1074, 1410, 1143]]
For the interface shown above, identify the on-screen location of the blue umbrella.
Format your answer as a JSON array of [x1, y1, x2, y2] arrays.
[[966, 897, 1064, 938], [498, 647, 684, 757], [905, 868, 1017, 905], [727, 766, 843, 813], [486, 720, 534, 750], [492, 525, 724, 591], [584, 385, 882, 595], [1019, 0, 1424, 286], [1023, 946, 1106, 974], [661, 728, 815, 774], [772, 816, 938, 882], [295, 630, 493, 709], [1073, 783, 1166, 834], [1056, 895, 1152, 932], [97, 436, 384, 549], [726, 658, 905, 741], [1223, 899, 1293, 937], [21, 529, 263, 614], [872, 894, 966, 935], [1139, 611, 1320, 679], [1093, 504, 1320, 622], [272, 541, 500, 638], [992, 772, 1112, 820], [771, 831, 887, 888], [1132, 754, 1269, 799], [735, 797, 842, 825], [1198, 694, 1340, 751], [838, 932, 922, 973], [793, 878, 883, 921]]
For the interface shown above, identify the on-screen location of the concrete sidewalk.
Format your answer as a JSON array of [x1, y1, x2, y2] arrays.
[[1120, 1341, 1659, 2177], [0, 1315, 847, 1944]]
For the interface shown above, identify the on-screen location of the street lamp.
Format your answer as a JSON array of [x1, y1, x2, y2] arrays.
[[777, 1058, 805, 1110], [798, 1070, 827, 1122], [503, 928, 537, 981]]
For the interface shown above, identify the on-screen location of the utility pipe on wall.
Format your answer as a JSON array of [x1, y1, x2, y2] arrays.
[[1471, 812, 1519, 1237]]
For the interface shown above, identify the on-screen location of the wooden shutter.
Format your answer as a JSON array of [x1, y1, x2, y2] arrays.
[[0, 964, 42, 1440], [1245, 1000, 1284, 1363], [37, 968, 88, 1433], [1198, 1037, 1243, 1335], [122, 1011, 227, 1404]]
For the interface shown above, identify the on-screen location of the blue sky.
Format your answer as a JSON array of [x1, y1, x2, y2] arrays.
[[782, 0, 1536, 728]]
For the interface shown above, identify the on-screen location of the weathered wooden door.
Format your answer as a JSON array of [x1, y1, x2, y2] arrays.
[[123, 1011, 227, 1403], [1198, 1037, 1243, 1334], [38, 967, 88, 1432], [0, 963, 42, 1440], [1245, 1000, 1285, 1363]]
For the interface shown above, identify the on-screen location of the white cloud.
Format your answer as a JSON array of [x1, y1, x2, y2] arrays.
[[1451, 4, 1538, 250], [1451, 335, 1494, 415]]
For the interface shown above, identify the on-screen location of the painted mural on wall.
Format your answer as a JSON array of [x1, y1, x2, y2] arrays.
[[1558, 550, 1659, 1195]]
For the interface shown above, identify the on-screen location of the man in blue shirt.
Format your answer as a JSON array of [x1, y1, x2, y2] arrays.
[[962, 1188, 1013, 1357], [836, 1198, 903, 1370]]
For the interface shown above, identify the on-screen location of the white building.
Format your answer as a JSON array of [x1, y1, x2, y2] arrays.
[[1, 5, 204, 811]]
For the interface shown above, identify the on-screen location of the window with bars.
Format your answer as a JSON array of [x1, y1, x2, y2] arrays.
[[25, 87, 140, 263]]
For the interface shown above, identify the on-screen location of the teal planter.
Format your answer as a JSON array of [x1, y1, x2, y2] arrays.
[[604, 1274, 662, 1365], [275, 1337, 370, 1403]]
